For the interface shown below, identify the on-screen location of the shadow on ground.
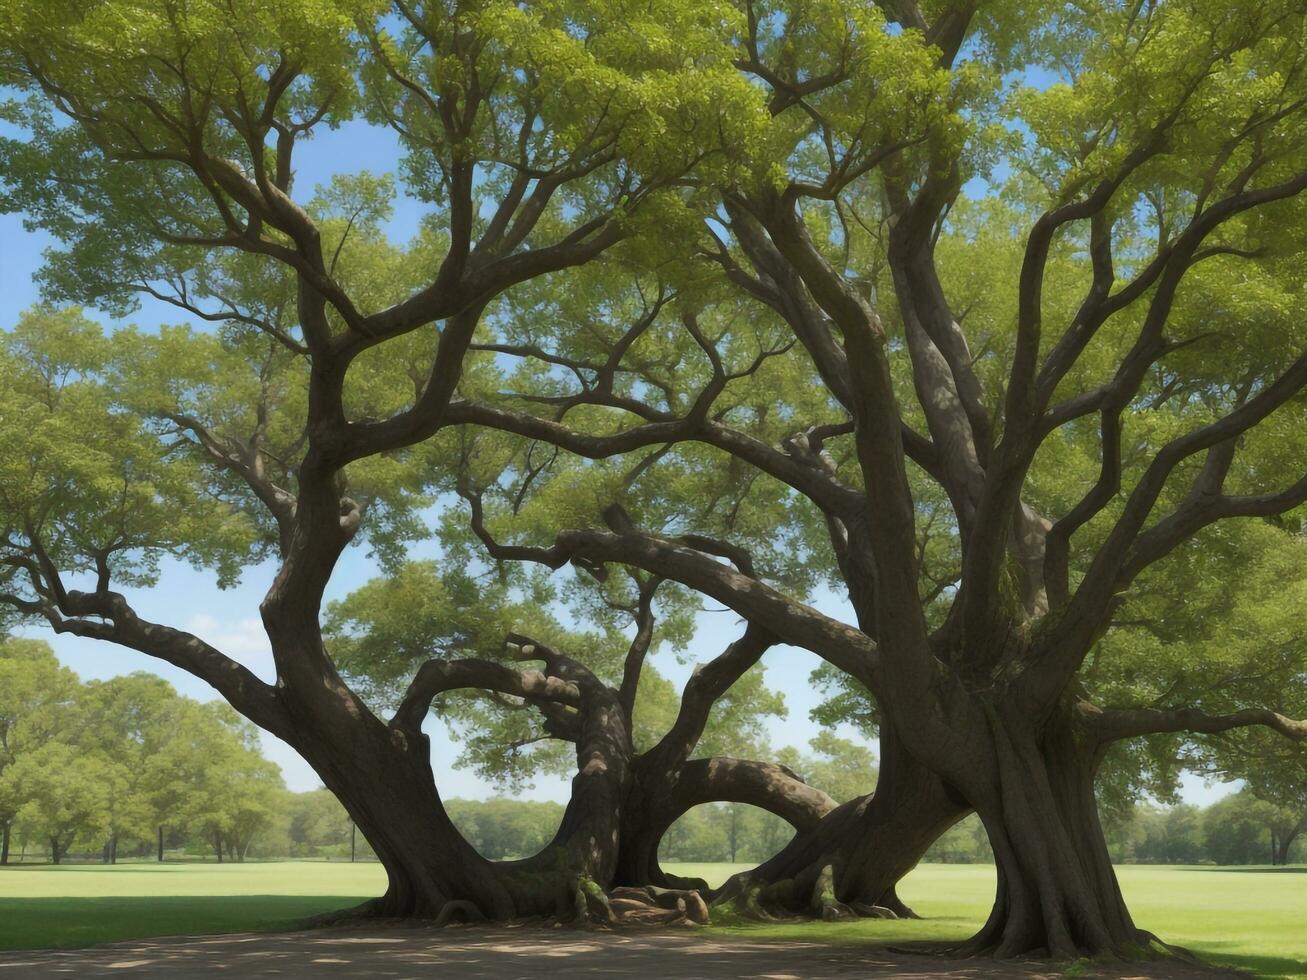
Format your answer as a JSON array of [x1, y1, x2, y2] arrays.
[[1179, 945, 1307, 980], [0, 925, 1249, 980]]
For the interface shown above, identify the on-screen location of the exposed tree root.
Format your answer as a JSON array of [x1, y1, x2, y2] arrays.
[[562, 878, 712, 927], [711, 870, 907, 925], [850, 902, 901, 919]]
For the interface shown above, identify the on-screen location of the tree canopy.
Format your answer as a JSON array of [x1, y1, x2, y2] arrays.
[[2, 0, 1307, 958]]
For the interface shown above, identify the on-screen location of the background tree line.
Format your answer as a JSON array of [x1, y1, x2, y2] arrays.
[[0, 637, 281, 864], [7, 624, 1301, 870], [440, 792, 1307, 869]]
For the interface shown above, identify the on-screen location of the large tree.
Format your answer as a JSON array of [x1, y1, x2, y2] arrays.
[[5, 0, 1307, 961], [428, 0, 1307, 958], [0, 0, 776, 923]]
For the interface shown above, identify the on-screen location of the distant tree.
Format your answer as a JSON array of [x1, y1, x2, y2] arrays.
[[659, 806, 730, 865], [9, 743, 109, 863], [0, 638, 78, 863], [1144, 805, 1206, 865], [141, 700, 284, 862], [76, 674, 184, 862], [177, 706, 285, 863], [1197, 732, 1307, 866], [445, 798, 566, 861], [924, 815, 993, 864], [1204, 792, 1281, 866], [777, 733, 877, 806], [286, 789, 368, 859]]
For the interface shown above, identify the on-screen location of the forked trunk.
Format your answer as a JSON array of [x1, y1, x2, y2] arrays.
[[286, 657, 636, 922]]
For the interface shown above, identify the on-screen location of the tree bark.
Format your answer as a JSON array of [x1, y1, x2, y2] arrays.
[[157, 825, 164, 863], [256, 617, 947, 926], [944, 700, 1153, 959], [1, 822, 9, 865], [50, 838, 60, 865]]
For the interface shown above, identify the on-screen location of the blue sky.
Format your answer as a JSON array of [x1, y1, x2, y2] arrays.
[[0, 114, 1236, 807]]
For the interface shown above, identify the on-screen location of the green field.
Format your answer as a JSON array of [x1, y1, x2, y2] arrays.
[[1, 861, 1303, 977]]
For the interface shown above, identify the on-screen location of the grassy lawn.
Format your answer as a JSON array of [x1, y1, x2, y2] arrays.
[[1, 861, 1303, 977], [693, 862, 1307, 980], [0, 861, 386, 952]]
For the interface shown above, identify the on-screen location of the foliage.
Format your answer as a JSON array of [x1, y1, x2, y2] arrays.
[[0, 0, 1306, 951], [0, 638, 284, 863]]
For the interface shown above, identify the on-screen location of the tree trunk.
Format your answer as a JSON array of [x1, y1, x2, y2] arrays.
[[50, 838, 60, 865], [947, 700, 1153, 959], [157, 825, 164, 863], [287, 660, 638, 922], [715, 730, 967, 919], [1, 822, 9, 865], [1272, 818, 1303, 867], [258, 625, 951, 926]]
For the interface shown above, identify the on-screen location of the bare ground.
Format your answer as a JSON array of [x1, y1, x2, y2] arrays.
[[0, 925, 1248, 979]]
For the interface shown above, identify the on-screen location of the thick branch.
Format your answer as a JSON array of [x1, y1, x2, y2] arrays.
[[443, 400, 864, 518], [50, 588, 287, 736], [391, 656, 582, 733], [642, 624, 774, 774], [670, 757, 835, 832], [1083, 702, 1307, 745]]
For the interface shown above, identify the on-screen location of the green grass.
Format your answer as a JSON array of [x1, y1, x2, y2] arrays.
[[682, 862, 1307, 980], [0, 861, 385, 951], [1, 861, 1303, 977]]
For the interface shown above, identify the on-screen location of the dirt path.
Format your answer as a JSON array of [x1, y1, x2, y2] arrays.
[[0, 926, 1245, 979]]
